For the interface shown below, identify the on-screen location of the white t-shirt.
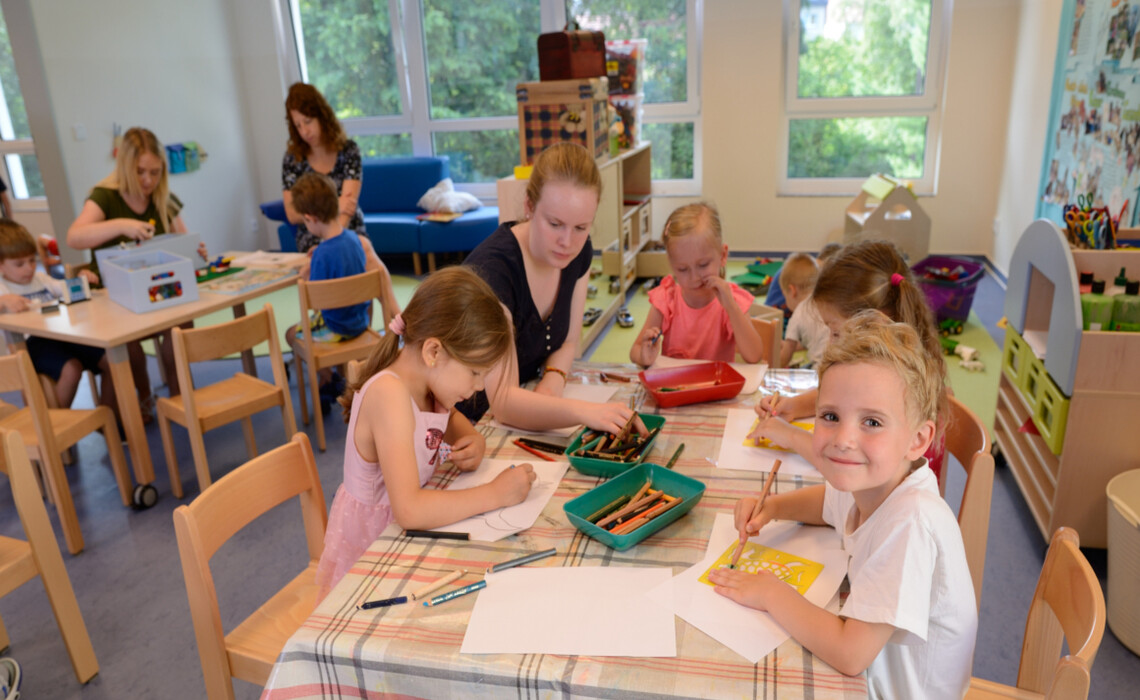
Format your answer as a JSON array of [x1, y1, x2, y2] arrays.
[[822, 463, 977, 700], [785, 297, 830, 366], [0, 270, 64, 306]]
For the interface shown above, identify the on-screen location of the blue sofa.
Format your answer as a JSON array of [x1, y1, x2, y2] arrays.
[[259, 155, 500, 274]]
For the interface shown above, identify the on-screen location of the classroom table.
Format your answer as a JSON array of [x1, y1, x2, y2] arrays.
[[262, 363, 867, 699], [0, 257, 301, 494]]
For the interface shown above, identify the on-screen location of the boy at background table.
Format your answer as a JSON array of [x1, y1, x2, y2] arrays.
[[0, 219, 121, 414], [712, 311, 976, 699], [285, 172, 379, 414]]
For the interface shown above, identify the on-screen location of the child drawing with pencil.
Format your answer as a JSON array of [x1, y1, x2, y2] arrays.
[[712, 312, 976, 698], [314, 266, 536, 602], [750, 239, 950, 481], [629, 202, 765, 367]]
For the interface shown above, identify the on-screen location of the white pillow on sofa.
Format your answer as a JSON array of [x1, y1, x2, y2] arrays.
[[417, 178, 482, 214]]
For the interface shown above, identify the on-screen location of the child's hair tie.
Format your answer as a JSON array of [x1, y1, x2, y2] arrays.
[[889, 272, 905, 287], [388, 313, 406, 336]]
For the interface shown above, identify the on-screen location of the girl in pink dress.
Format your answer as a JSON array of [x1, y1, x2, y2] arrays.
[[629, 202, 766, 367], [314, 267, 537, 601]]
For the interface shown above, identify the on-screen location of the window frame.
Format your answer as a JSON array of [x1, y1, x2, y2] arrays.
[[778, 0, 952, 196], [278, 0, 702, 197]]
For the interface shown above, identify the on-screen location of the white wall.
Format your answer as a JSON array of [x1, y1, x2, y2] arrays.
[[992, 0, 1064, 274], [26, 0, 263, 261], [699, 0, 1021, 257]]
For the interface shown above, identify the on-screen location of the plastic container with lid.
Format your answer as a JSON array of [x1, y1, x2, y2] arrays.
[[1081, 279, 1115, 331], [1111, 279, 1140, 331]]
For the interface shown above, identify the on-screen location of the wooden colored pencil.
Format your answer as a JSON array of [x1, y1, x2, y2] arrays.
[[729, 459, 782, 568], [410, 569, 467, 601], [596, 483, 657, 528], [611, 495, 682, 535], [514, 439, 556, 462]]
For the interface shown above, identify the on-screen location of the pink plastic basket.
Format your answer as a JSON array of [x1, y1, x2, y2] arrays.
[[912, 255, 983, 322]]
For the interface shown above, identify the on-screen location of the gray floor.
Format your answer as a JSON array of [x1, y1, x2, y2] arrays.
[[0, 261, 1137, 698]]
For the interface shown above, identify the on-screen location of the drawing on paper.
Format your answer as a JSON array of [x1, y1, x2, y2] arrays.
[[699, 541, 824, 595], [742, 420, 814, 450]]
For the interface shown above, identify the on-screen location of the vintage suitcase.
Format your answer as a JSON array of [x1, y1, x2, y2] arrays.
[[538, 30, 607, 81], [517, 77, 610, 166]]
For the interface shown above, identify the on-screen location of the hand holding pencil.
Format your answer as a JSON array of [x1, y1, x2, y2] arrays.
[[729, 459, 782, 568], [491, 462, 536, 506]]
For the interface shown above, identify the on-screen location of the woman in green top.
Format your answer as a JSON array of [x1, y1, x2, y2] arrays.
[[67, 127, 203, 418]]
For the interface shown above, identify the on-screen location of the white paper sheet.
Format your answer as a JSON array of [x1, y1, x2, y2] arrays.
[[435, 459, 569, 541], [489, 384, 618, 436], [714, 408, 820, 477], [646, 514, 847, 664], [461, 567, 676, 656], [650, 356, 767, 396]]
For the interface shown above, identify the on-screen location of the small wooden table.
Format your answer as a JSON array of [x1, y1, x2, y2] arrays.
[[0, 261, 300, 495]]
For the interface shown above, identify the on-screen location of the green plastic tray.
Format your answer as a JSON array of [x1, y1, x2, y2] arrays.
[[564, 413, 667, 477], [564, 463, 706, 551]]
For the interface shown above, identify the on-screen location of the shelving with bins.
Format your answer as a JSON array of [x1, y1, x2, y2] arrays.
[[994, 219, 1140, 547]]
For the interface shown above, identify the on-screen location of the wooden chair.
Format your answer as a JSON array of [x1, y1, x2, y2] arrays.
[[943, 395, 995, 611], [0, 350, 132, 555], [39, 371, 103, 467], [749, 316, 782, 368], [173, 433, 327, 700], [966, 527, 1106, 700], [157, 304, 296, 499], [289, 269, 385, 452], [0, 429, 99, 683]]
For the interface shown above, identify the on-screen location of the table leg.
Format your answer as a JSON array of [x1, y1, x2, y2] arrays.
[[107, 344, 155, 485], [232, 302, 258, 377]]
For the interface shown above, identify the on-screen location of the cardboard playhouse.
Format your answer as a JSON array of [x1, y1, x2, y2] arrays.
[[843, 174, 930, 263]]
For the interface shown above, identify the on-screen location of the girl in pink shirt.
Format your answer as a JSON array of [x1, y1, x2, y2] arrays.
[[630, 202, 766, 366]]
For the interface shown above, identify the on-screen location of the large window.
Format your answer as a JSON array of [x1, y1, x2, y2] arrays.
[[285, 0, 701, 195], [0, 5, 44, 208], [780, 0, 950, 195]]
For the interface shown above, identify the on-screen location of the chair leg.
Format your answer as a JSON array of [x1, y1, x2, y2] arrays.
[[308, 360, 326, 452], [294, 352, 310, 427], [33, 516, 100, 683], [34, 450, 84, 555], [427, 252, 437, 273], [157, 412, 184, 500], [97, 408, 132, 507], [413, 252, 423, 276], [0, 611, 9, 653], [241, 417, 258, 460], [186, 423, 212, 496]]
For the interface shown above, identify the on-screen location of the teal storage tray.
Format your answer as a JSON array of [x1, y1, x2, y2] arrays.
[[564, 463, 705, 551], [564, 413, 667, 477]]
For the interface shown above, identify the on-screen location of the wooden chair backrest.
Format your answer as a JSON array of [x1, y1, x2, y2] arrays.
[[174, 304, 279, 365], [749, 317, 781, 368], [298, 268, 383, 315], [1017, 527, 1106, 698], [0, 350, 62, 460], [944, 395, 995, 609], [2, 427, 63, 565], [172, 432, 326, 700]]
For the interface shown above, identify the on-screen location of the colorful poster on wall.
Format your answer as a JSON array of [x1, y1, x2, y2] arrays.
[[1039, 0, 1140, 229]]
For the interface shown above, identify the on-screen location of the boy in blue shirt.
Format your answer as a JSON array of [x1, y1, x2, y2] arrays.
[[285, 173, 372, 413]]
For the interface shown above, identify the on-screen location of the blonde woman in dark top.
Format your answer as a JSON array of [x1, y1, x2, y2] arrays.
[[67, 127, 203, 419]]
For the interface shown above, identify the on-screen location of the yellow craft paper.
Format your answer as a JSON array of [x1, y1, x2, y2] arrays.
[[699, 541, 825, 595], [743, 419, 814, 450]]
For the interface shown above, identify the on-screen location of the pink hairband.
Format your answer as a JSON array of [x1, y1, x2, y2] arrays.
[[890, 273, 904, 287], [388, 313, 406, 336]]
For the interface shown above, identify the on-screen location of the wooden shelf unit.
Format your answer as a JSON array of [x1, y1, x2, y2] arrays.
[[995, 220, 1140, 547], [497, 143, 652, 355]]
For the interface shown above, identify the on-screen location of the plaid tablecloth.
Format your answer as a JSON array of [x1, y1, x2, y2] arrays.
[[262, 363, 867, 699]]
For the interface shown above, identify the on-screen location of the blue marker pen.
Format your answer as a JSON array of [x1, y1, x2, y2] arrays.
[[423, 580, 487, 607]]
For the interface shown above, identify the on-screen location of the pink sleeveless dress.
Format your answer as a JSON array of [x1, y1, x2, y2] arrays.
[[314, 370, 451, 602]]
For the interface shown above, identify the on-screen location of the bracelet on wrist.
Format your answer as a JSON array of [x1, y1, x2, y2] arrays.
[[544, 366, 568, 382]]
